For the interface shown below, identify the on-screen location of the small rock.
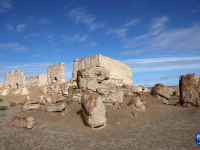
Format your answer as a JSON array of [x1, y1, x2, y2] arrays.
[[12, 116, 34, 129]]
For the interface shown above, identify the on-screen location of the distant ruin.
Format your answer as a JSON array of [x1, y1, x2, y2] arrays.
[[47, 63, 65, 84], [4, 70, 26, 88], [72, 54, 133, 85], [26, 74, 47, 88]]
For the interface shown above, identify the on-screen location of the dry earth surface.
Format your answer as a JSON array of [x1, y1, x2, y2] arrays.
[[0, 92, 200, 150]]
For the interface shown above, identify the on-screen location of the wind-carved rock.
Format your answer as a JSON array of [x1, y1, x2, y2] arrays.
[[127, 96, 145, 111], [81, 90, 106, 128], [47, 63, 65, 84], [151, 84, 170, 104], [179, 73, 200, 106], [4, 70, 26, 88]]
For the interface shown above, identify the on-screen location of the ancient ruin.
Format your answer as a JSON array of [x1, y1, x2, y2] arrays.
[[47, 63, 65, 84], [3, 70, 26, 88], [26, 74, 47, 87], [72, 54, 133, 85]]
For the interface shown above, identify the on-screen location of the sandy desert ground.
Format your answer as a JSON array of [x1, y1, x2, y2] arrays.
[[0, 90, 200, 150]]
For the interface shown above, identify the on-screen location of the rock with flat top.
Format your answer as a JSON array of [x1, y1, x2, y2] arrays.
[[22, 104, 41, 111], [46, 103, 66, 112]]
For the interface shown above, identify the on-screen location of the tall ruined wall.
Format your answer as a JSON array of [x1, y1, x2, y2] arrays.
[[4, 70, 26, 88], [26, 74, 47, 87], [0, 82, 3, 88], [47, 63, 65, 84], [72, 54, 133, 85]]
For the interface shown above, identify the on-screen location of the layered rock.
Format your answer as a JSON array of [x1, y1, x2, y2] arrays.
[[22, 104, 41, 111], [12, 116, 34, 129], [151, 84, 170, 102], [81, 90, 106, 128], [4, 70, 26, 88], [47, 63, 65, 84], [72, 54, 133, 85], [179, 73, 200, 106], [26, 74, 47, 88]]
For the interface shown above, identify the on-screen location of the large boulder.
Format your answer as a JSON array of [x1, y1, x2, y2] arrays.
[[77, 66, 110, 91], [151, 84, 170, 100], [81, 90, 106, 128], [46, 103, 66, 112], [127, 96, 145, 111], [97, 88, 124, 106], [179, 73, 200, 106], [12, 116, 34, 129]]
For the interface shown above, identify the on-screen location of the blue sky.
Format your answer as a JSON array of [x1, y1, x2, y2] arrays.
[[0, 0, 200, 87]]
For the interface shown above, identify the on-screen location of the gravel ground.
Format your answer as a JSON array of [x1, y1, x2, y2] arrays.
[[0, 94, 200, 150]]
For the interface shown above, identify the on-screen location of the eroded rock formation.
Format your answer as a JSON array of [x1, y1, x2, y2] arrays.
[[0, 82, 3, 88], [81, 90, 106, 128], [12, 116, 34, 129], [179, 73, 200, 106]]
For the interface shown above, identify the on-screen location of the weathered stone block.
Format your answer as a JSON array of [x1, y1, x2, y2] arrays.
[[12, 116, 34, 129]]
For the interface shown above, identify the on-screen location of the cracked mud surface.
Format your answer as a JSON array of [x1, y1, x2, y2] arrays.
[[0, 93, 200, 150]]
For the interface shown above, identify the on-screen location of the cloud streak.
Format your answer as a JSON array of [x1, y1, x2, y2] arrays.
[[0, 43, 28, 51], [122, 56, 200, 72], [61, 33, 88, 42], [67, 7, 105, 31], [123, 16, 200, 55], [0, 0, 12, 12]]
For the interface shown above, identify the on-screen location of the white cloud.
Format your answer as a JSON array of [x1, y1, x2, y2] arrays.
[[0, 43, 28, 51], [149, 16, 169, 35], [47, 34, 54, 38], [123, 18, 139, 27], [61, 33, 88, 42], [49, 39, 56, 46], [0, 0, 12, 13], [106, 28, 128, 37], [64, 0, 74, 9], [67, 7, 105, 31], [16, 23, 26, 32], [123, 16, 200, 54], [121, 50, 144, 55], [122, 56, 200, 72], [5, 23, 13, 31], [38, 19, 51, 25], [24, 33, 41, 39], [88, 42, 97, 46]]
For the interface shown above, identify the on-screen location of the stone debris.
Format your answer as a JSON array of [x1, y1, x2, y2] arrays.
[[26, 95, 30, 100], [12, 116, 34, 129], [46, 97, 52, 102], [46, 103, 66, 112], [4, 70, 26, 88], [21, 87, 29, 95], [179, 73, 200, 106], [22, 104, 41, 111], [127, 96, 145, 111], [47, 63, 65, 84], [1, 89, 10, 96], [81, 90, 106, 128], [13, 88, 22, 95]]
